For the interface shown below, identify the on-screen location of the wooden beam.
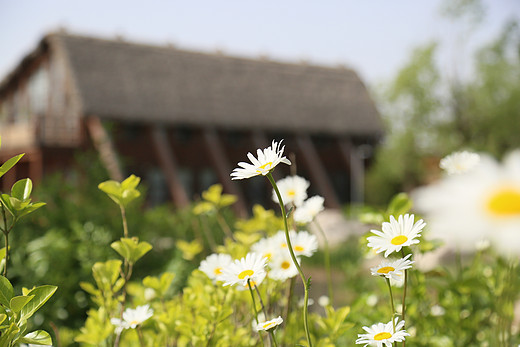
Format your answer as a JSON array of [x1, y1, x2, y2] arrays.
[[201, 128, 248, 218], [149, 125, 190, 208], [85, 116, 123, 181], [337, 138, 364, 205], [294, 134, 341, 209]]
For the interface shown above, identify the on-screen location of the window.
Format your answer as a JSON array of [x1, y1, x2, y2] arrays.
[[28, 66, 49, 116]]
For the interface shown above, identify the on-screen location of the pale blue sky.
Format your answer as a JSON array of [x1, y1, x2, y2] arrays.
[[0, 0, 518, 86]]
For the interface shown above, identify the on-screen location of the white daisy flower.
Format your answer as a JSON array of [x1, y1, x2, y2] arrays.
[[370, 254, 414, 282], [221, 252, 268, 288], [231, 140, 291, 180], [199, 253, 233, 282], [367, 214, 425, 257], [268, 252, 300, 281], [413, 150, 520, 253], [284, 230, 319, 257], [271, 175, 310, 207], [294, 195, 325, 224], [256, 316, 283, 332], [111, 305, 154, 333], [440, 150, 480, 175], [251, 236, 280, 263], [356, 318, 410, 347]]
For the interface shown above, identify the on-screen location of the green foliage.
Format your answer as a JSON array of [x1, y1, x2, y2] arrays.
[[366, 16, 520, 205], [98, 174, 141, 208], [0, 276, 56, 346], [111, 238, 152, 264]]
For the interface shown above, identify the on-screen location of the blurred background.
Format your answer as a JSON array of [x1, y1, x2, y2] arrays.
[[0, 0, 519, 343]]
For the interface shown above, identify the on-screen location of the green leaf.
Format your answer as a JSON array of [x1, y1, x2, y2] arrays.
[[0, 275, 14, 307], [0, 154, 24, 179], [11, 178, 32, 201], [121, 174, 140, 191], [98, 175, 141, 207], [19, 330, 52, 345], [10, 295, 34, 313], [15, 202, 46, 219], [111, 237, 152, 264], [0, 313, 6, 325], [92, 260, 122, 291], [386, 192, 413, 218], [0, 322, 19, 345], [20, 285, 57, 322]]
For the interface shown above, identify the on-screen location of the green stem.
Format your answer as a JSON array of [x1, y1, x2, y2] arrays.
[[248, 279, 260, 324], [137, 326, 145, 347], [269, 330, 279, 347], [120, 205, 128, 238], [248, 280, 265, 347], [1, 202, 9, 277], [401, 249, 408, 347], [385, 278, 397, 347], [313, 220, 333, 303], [267, 172, 313, 347]]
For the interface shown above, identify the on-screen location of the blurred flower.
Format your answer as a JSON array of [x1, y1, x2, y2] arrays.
[[370, 254, 414, 282], [298, 297, 314, 308], [111, 305, 153, 333], [413, 150, 520, 253], [318, 295, 330, 307], [231, 140, 291, 180], [294, 195, 325, 224], [440, 150, 480, 175], [367, 214, 425, 257], [221, 253, 267, 288], [268, 252, 300, 281], [284, 230, 319, 257], [356, 318, 409, 347], [199, 253, 233, 283], [256, 316, 283, 332], [366, 294, 378, 307], [251, 236, 280, 262], [272, 175, 309, 207], [430, 304, 446, 316]]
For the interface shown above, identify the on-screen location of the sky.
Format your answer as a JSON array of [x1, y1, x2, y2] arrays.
[[0, 0, 519, 87]]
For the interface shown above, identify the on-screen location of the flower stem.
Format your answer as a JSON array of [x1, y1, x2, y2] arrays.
[[313, 220, 333, 303], [269, 330, 279, 347], [401, 249, 409, 347], [267, 172, 313, 347], [120, 205, 128, 238], [248, 279, 260, 324], [248, 280, 265, 347], [385, 277, 397, 347]]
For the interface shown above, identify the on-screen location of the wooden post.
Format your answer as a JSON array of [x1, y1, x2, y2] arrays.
[[149, 125, 190, 208], [295, 134, 341, 208], [85, 116, 123, 181], [337, 138, 364, 205], [201, 128, 248, 218]]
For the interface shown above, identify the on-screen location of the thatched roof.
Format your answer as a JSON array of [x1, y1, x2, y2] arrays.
[[3, 32, 383, 136]]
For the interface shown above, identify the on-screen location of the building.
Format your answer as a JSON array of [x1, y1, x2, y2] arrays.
[[0, 32, 383, 216]]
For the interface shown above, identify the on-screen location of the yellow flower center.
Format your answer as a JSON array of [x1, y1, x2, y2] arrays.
[[238, 269, 254, 279], [129, 320, 139, 326], [256, 162, 273, 173], [377, 266, 395, 274], [214, 267, 222, 275], [262, 321, 277, 330], [287, 189, 296, 197], [486, 187, 520, 216], [391, 235, 408, 245], [264, 252, 272, 260], [294, 245, 304, 252], [281, 261, 291, 269], [374, 332, 392, 341]]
